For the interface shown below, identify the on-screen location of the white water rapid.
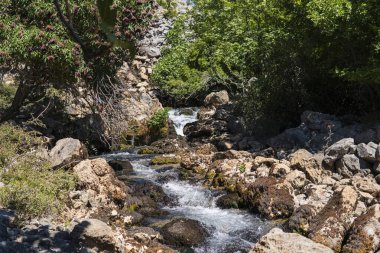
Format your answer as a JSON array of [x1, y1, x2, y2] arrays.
[[103, 107, 273, 252], [130, 159, 272, 253], [168, 108, 199, 136]]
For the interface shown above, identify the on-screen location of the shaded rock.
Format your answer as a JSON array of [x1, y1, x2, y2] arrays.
[[267, 128, 309, 150], [249, 228, 334, 253], [336, 154, 370, 178], [49, 138, 88, 169], [108, 160, 133, 173], [308, 186, 358, 252], [301, 111, 341, 133], [289, 205, 319, 235], [150, 138, 189, 154], [374, 162, 380, 175], [161, 218, 208, 247], [216, 193, 243, 209], [70, 219, 115, 251], [245, 177, 295, 219], [269, 163, 291, 178], [355, 129, 378, 144], [323, 138, 356, 167], [342, 204, 380, 253], [184, 119, 227, 140], [357, 142, 378, 162], [204, 90, 229, 107]]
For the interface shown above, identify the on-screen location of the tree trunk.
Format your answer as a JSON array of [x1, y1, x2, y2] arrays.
[[0, 81, 31, 122]]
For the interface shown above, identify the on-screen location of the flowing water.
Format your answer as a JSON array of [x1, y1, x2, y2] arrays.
[[168, 108, 199, 136], [105, 108, 273, 252]]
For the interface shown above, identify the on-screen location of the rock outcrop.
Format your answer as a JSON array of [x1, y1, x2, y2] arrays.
[[250, 228, 334, 253]]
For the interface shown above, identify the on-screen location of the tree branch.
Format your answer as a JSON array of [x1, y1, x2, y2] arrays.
[[53, 0, 91, 61]]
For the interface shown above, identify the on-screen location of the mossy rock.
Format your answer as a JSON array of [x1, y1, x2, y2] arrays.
[[206, 170, 216, 180], [138, 147, 156, 154], [151, 156, 181, 165]]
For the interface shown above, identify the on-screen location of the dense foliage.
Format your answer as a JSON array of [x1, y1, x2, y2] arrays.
[[0, 123, 76, 223], [0, 0, 157, 121], [153, 0, 380, 134]]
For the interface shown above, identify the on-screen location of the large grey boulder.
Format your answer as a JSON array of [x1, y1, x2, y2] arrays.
[[70, 219, 115, 251], [249, 228, 334, 253], [342, 204, 380, 253], [323, 138, 356, 167], [49, 138, 88, 169], [357, 142, 378, 162], [336, 154, 370, 178]]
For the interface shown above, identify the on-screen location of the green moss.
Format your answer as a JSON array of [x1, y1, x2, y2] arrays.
[[119, 143, 134, 150], [138, 147, 155, 154], [206, 170, 216, 180], [126, 203, 139, 212], [150, 156, 181, 165]]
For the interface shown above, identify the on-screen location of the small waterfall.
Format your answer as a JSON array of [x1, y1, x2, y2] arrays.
[[168, 108, 199, 136]]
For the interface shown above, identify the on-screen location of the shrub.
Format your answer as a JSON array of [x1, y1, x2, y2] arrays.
[[148, 107, 170, 130], [0, 123, 76, 223]]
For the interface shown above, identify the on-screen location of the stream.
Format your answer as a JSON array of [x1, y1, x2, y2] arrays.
[[105, 108, 273, 253]]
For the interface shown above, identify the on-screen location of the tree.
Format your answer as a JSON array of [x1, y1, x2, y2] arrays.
[[0, 0, 157, 121], [153, 0, 380, 135]]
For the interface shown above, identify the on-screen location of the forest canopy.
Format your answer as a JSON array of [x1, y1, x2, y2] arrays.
[[152, 0, 380, 134]]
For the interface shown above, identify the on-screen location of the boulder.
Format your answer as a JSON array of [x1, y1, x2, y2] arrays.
[[161, 218, 208, 247], [269, 163, 291, 178], [70, 219, 115, 251], [245, 177, 295, 219], [342, 204, 380, 253], [204, 90, 229, 107], [216, 193, 243, 209], [336, 154, 370, 178], [149, 138, 189, 154], [308, 186, 358, 252], [108, 160, 133, 173], [267, 128, 309, 150], [49, 138, 88, 169], [289, 150, 324, 184], [289, 205, 319, 235], [357, 142, 378, 162], [284, 170, 307, 190], [73, 159, 128, 207], [351, 175, 380, 194], [249, 228, 334, 253], [301, 111, 341, 133], [323, 138, 356, 167]]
